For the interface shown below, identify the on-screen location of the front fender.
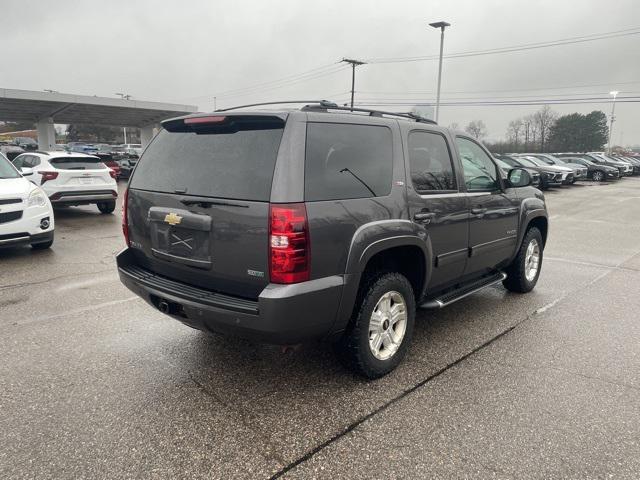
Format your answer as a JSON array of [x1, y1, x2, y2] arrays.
[[510, 196, 548, 262]]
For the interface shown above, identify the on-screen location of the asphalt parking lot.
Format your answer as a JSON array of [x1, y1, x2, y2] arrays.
[[1, 179, 639, 479]]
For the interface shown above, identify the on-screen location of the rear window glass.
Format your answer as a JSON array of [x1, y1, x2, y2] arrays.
[[50, 157, 105, 170], [305, 123, 392, 201], [130, 125, 283, 201]]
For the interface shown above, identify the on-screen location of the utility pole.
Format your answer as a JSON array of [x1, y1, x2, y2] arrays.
[[607, 90, 618, 154], [341, 58, 366, 111], [213, 96, 217, 111], [429, 21, 450, 123]]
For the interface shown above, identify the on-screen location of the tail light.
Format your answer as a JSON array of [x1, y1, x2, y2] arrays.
[[269, 203, 310, 284], [122, 187, 130, 247], [39, 171, 58, 185], [109, 169, 117, 179]]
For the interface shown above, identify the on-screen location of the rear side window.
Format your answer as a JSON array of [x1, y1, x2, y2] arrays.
[[130, 124, 284, 201], [49, 156, 105, 170], [22, 156, 41, 168], [408, 131, 456, 193], [305, 123, 393, 201]]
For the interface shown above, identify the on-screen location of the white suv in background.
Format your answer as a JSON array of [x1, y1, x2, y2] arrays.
[[0, 152, 54, 249], [13, 151, 118, 214]]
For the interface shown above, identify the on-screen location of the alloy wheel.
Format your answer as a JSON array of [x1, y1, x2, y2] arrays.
[[368, 291, 408, 361], [524, 239, 541, 282]]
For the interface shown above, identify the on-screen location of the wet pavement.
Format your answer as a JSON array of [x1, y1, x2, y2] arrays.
[[1, 179, 639, 479]]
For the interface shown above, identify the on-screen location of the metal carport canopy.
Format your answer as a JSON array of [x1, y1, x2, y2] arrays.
[[0, 88, 198, 127]]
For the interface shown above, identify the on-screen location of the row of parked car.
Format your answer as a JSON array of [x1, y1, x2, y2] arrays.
[[1, 141, 143, 180], [0, 148, 121, 250], [64, 143, 142, 180], [492, 151, 640, 189]]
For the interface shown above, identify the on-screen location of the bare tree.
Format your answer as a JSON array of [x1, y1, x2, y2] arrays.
[[507, 118, 523, 149], [464, 120, 487, 140], [522, 114, 540, 151], [533, 105, 557, 152], [448, 122, 460, 131]]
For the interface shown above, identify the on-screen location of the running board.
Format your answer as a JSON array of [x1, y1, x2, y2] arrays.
[[419, 272, 507, 309]]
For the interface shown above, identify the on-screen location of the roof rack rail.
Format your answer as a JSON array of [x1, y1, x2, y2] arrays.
[[33, 150, 51, 155], [216, 100, 333, 112], [215, 99, 437, 125], [303, 104, 437, 125]]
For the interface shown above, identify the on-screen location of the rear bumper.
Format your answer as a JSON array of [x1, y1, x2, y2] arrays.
[[49, 190, 118, 204], [116, 248, 343, 344]]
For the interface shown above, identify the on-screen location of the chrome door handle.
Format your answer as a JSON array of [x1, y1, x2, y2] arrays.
[[471, 207, 487, 215]]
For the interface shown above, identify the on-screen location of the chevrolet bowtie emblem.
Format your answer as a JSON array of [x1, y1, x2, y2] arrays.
[[164, 212, 182, 226]]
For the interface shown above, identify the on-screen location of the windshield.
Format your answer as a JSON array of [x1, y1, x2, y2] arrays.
[[515, 157, 537, 168], [494, 158, 511, 170], [532, 156, 554, 165], [524, 157, 549, 167], [0, 153, 21, 179], [498, 156, 521, 167]]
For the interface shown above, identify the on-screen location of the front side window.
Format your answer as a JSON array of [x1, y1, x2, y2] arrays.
[[305, 123, 392, 201], [408, 131, 456, 193], [456, 137, 500, 191]]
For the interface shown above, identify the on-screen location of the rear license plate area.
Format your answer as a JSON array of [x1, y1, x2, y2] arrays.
[[148, 207, 213, 269]]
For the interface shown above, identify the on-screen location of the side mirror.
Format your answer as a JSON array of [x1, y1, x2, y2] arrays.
[[21, 167, 34, 176], [507, 168, 532, 188]]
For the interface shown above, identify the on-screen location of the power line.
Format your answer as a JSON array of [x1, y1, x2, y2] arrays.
[[354, 90, 640, 103], [176, 62, 346, 102], [172, 26, 640, 105], [216, 64, 348, 99], [356, 80, 640, 97], [367, 26, 640, 64], [352, 95, 640, 107]]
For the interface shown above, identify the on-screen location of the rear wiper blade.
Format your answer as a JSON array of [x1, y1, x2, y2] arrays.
[[180, 198, 249, 208]]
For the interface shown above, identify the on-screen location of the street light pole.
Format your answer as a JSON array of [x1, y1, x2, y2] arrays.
[[115, 93, 132, 145], [429, 21, 450, 123], [341, 58, 366, 111], [607, 90, 619, 154]]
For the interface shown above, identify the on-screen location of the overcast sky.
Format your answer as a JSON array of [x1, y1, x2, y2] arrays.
[[2, 0, 639, 144]]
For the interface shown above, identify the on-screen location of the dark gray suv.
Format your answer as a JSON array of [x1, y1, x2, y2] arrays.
[[117, 103, 548, 378]]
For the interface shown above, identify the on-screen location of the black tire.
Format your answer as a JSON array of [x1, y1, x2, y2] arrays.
[[335, 272, 416, 379], [503, 227, 543, 293], [97, 200, 116, 214], [592, 170, 604, 182]]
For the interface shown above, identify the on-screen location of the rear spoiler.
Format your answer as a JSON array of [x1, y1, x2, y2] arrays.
[[162, 114, 286, 134]]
